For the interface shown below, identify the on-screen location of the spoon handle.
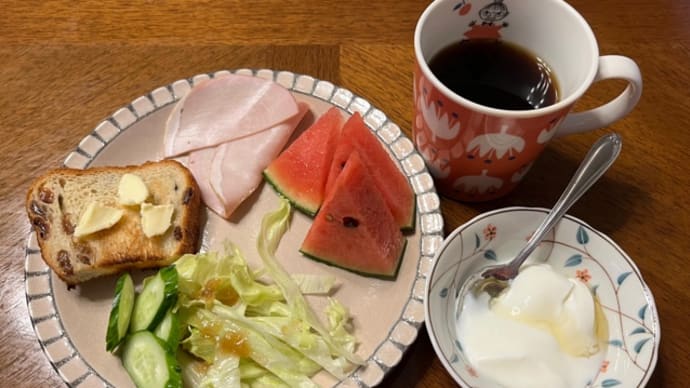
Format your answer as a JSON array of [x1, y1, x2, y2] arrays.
[[501, 133, 622, 277]]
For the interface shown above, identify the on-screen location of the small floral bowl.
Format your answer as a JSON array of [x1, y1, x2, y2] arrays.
[[425, 207, 660, 387]]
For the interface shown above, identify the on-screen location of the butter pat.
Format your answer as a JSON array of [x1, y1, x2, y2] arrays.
[[74, 202, 124, 237], [140, 203, 174, 237], [118, 173, 149, 205]]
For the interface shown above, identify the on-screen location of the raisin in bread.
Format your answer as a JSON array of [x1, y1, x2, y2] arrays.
[[26, 160, 202, 285]]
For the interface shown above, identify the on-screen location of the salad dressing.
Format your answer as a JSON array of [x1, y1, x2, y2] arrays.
[[220, 331, 251, 357], [197, 278, 239, 306]]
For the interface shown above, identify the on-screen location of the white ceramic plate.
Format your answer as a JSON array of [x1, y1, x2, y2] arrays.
[[24, 69, 445, 388], [425, 207, 660, 388]]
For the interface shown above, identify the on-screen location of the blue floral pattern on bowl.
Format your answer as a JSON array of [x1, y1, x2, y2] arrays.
[[424, 207, 659, 387]]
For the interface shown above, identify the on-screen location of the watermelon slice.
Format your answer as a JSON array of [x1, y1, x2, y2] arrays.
[[300, 150, 406, 279], [264, 107, 345, 216], [324, 112, 416, 231]]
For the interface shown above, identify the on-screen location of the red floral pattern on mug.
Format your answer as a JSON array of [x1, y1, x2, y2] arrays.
[[413, 65, 568, 201]]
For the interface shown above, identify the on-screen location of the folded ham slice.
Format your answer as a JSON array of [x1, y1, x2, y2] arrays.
[[186, 147, 225, 217], [207, 103, 308, 218], [164, 74, 300, 157]]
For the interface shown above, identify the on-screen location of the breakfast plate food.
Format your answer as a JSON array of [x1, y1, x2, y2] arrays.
[[24, 69, 444, 387]]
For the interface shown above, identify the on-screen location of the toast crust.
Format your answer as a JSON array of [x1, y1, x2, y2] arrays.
[[26, 160, 202, 285]]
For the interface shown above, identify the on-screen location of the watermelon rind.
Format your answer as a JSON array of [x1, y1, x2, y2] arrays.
[[299, 238, 407, 280], [263, 106, 344, 217], [402, 202, 417, 234], [263, 171, 319, 217]]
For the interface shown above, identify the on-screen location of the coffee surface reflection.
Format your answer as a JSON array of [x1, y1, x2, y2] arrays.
[[429, 39, 559, 110]]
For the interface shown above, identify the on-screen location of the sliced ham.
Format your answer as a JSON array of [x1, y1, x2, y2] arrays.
[[164, 74, 300, 157], [207, 103, 309, 219], [186, 148, 226, 218]]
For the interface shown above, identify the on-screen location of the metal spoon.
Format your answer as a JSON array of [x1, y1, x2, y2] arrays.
[[474, 133, 622, 297]]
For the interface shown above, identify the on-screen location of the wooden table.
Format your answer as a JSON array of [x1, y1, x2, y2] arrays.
[[1, 0, 688, 386]]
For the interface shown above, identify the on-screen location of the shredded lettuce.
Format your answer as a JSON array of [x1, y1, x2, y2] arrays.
[[256, 199, 363, 369], [325, 298, 357, 354], [202, 355, 241, 388], [172, 198, 361, 387], [291, 274, 337, 295], [182, 327, 217, 363], [178, 350, 206, 387]]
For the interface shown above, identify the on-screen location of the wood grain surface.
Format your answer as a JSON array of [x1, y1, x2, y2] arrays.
[[2, 0, 688, 387]]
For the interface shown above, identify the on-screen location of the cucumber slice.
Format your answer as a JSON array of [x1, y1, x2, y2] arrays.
[[106, 273, 135, 352], [122, 331, 182, 388], [130, 266, 178, 332], [154, 308, 182, 351]]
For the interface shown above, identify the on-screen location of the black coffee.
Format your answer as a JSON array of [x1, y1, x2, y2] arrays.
[[428, 39, 559, 110]]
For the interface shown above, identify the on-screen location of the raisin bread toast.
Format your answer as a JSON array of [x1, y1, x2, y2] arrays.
[[26, 160, 202, 285]]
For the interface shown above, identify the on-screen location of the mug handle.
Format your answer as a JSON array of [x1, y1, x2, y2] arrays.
[[557, 55, 642, 136]]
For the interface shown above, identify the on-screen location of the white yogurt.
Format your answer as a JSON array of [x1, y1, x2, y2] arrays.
[[456, 264, 607, 388]]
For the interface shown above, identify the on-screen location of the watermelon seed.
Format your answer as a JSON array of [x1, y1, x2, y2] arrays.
[[342, 216, 360, 228]]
